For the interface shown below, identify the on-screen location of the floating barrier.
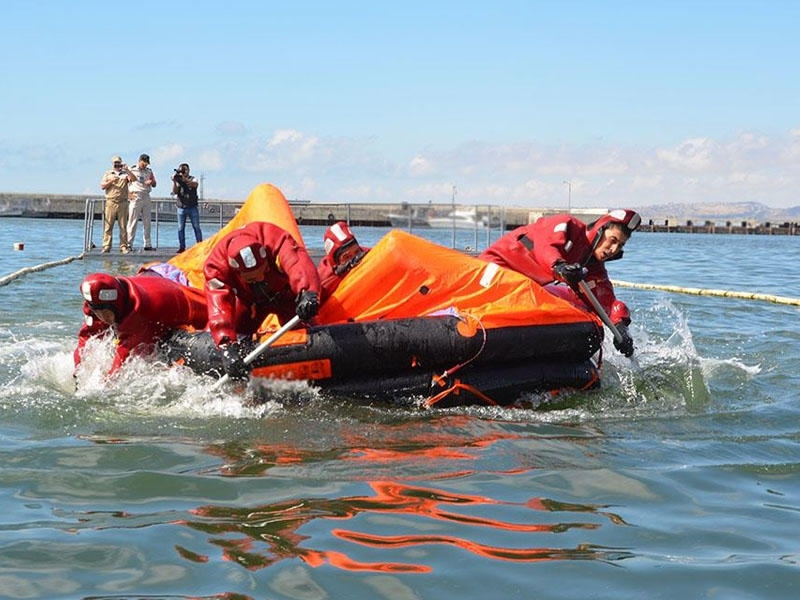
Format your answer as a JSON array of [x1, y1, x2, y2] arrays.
[[612, 280, 800, 307], [0, 253, 85, 287]]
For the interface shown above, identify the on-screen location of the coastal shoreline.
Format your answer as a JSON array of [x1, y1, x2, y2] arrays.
[[1, 192, 798, 235]]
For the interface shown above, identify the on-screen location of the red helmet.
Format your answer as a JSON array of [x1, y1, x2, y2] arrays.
[[80, 273, 127, 314], [588, 209, 641, 240], [586, 210, 641, 261], [226, 233, 268, 274], [323, 221, 359, 262]]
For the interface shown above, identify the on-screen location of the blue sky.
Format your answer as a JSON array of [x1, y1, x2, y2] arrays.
[[2, 0, 799, 208]]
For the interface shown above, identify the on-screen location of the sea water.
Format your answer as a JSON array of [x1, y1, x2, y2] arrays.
[[1, 218, 799, 599]]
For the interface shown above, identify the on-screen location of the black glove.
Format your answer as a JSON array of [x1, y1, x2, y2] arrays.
[[613, 324, 635, 357], [221, 341, 248, 380], [295, 290, 319, 321], [553, 261, 586, 287]]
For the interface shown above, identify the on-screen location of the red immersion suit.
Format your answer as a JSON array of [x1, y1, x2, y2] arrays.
[[203, 222, 321, 346]]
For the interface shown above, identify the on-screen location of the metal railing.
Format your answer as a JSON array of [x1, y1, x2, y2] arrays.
[[83, 198, 510, 253], [83, 198, 234, 253]]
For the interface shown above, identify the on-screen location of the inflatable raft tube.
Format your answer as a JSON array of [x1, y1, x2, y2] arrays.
[[162, 315, 602, 405]]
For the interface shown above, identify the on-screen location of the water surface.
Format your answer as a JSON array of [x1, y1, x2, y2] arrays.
[[1, 218, 799, 599]]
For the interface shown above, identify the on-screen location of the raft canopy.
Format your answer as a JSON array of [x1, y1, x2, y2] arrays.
[[317, 229, 601, 330], [166, 182, 601, 334]]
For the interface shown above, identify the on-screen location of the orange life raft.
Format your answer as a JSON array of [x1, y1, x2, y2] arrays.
[[162, 184, 605, 406]]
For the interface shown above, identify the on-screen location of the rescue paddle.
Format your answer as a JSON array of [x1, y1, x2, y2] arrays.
[[212, 314, 301, 391], [577, 280, 636, 362], [577, 281, 624, 343]]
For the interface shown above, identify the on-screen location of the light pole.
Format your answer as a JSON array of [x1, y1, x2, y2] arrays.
[[562, 180, 571, 213]]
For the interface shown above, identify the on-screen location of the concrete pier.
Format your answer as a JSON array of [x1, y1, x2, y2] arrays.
[[0, 193, 529, 227], [1, 192, 798, 235]]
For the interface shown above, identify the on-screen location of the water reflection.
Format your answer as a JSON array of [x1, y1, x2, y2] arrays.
[[181, 480, 631, 572], [200, 414, 530, 479]]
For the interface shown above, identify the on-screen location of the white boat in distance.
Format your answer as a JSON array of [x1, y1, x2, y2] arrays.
[[386, 209, 430, 228], [388, 207, 493, 229]]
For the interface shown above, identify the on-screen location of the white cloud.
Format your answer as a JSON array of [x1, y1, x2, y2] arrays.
[[154, 144, 185, 166], [783, 129, 800, 161], [3, 125, 800, 208], [198, 149, 223, 171], [245, 130, 322, 171], [408, 155, 434, 175], [631, 174, 662, 190], [78, 125, 797, 210], [656, 137, 718, 171]]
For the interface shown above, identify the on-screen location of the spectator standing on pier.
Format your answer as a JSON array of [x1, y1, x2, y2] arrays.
[[172, 162, 203, 253], [127, 153, 157, 251], [100, 155, 135, 253]]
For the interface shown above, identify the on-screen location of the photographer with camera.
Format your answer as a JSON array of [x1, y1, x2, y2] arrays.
[[171, 162, 203, 253], [100, 155, 136, 253]]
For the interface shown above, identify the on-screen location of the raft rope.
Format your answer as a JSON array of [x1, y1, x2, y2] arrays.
[[425, 380, 499, 408], [612, 279, 800, 307], [432, 312, 487, 382], [0, 253, 85, 287], [427, 312, 493, 407]]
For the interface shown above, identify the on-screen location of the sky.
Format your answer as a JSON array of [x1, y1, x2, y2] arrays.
[[1, 0, 799, 209]]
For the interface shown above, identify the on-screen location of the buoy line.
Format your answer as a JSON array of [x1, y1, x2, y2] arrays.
[[612, 279, 800, 307], [0, 253, 85, 287]]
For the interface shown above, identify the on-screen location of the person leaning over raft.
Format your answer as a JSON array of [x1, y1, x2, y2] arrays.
[[479, 209, 641, 357], [74, 272, 209, 377], [99, 155, 136, 253], [171, 162, 203, 253], [317, 221, 369, 301], [203, 221, 322, 380]]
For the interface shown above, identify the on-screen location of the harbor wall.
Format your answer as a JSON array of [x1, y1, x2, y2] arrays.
[[1, 192, 798, 234]]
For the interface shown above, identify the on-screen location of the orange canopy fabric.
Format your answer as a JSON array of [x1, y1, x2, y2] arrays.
[[167, 183, 599, 336], [318, 230, 599, 330], [168, 183, 305, 288]]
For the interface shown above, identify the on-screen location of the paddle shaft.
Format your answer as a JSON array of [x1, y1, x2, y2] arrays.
[[577, 280, 624, 343], [213, 314, 301, 390]]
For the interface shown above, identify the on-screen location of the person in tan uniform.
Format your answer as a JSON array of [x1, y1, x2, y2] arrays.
[[127, 153, 157, 251], [100, 154, 135, 253]]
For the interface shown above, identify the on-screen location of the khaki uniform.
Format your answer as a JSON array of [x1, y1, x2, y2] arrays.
[[101, 169, 130, 251]]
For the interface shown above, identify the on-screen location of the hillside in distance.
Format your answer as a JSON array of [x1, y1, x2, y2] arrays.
[[632, 201, 800, 224]]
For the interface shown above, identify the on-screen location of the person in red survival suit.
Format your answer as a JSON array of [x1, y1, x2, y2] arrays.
[[479, 209, 641, 357], [74, 272, 209, 376], [203, 221, 322, 380], [317, 221, 369, 301]]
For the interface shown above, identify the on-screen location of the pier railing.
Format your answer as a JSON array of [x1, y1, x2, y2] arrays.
[[81, 198, 800, 253], [81, 198, 510, 253]]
